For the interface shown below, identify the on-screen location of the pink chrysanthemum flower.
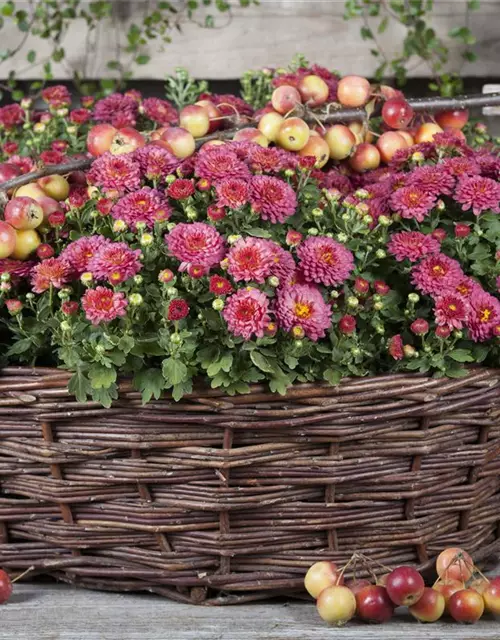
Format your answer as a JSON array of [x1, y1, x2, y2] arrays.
[[112, 188, 170, 228], [166, 222, 225, 270], [250, 175, 297, 223], [133, 145, 179, 181], [476, 152, 500, 180], [227, 237, 274, 283], [0, 259, 35, 282], [387, 231, 441, 263], [389, 185, 436, 222], [411, 254, 463, 297], [87, 152, 142, 193], [30, 257, 70, 293], [60, 235, 111, 276], [9, 155, 34, 174], [388, 335, 404, 360], [455, 276, 482, 299], [406, 165, 456, 197], [467, 289, 500, 341], [209, 275, 233, 295], [41, 85, 71, 108], [0, 104, 24, 129], [246, 145, 286, 174], [195, 146, 251, 183], [215, 177, 250, 209], [167, 179, 195, 200], [454, 175, 500, 216], [199, 92, 253, 118], [434, 293, 470, 330], [93, 93, 138, 128], [297, 236, 354, 287], [442, 156, 481, 178], [141, 97, 178, 125], [276, 284, 332, 341], [82, 287, 128, 325], [266, 241, 296, 284], [222, 288, 271, 340], [319, 169, 353, 195], [88, 242, 142, 285]]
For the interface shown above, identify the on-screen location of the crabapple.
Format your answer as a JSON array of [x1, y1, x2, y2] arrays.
[[304, 561, 342, 598], [298, 75, 329, 107], [325, 125, 356, 160], [38, 175, 70, 201], [298, 136, 330, 168], [257, 111, 284, 143], [433, 579, 463, 609], [15, 183, 46, 202], [160, 127, 196, 158], [233, 128, 269, 147], [436, 548, 473, 582], [110, 127, 145, 155], [385, 566, 425, 606], [483, 576, 500, 614], [382, 98, 414, 129], [316, 585, 356, 626], [409, 587, 445, 623], [0, 163, 21, 184], [86, 123, 117, 156], [376, 131, 408, 163], [271, 85, 302, 115], [4, 197, 44, 230], [355, 585, 394, 624], [435, 109, 469, 130], [414, 123, 443, 143], [344, 578, 371, 596], [348, 143, 380, 172], [179, 105, 210, 138], [11, 229, 41, 260], [0, 570, 12, 604], [277, 117, 310, 151], [195, 99, 221, 133], [448, 589, 484, 624], [337, 75, 371, 107], [398, 130, 415, 147], [0, 222, 16, 258]]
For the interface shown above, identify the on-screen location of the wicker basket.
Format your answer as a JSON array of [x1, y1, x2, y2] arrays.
[[0, 366, 499, 605]]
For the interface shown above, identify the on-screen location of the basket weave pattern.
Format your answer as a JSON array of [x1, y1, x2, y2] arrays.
[[0, 366, 499, 604]]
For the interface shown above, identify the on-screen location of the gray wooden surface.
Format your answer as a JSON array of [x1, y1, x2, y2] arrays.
[[2, 583, 499, 640]]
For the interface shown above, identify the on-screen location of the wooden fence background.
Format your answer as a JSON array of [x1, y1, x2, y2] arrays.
[[0, 0, 499, 80]]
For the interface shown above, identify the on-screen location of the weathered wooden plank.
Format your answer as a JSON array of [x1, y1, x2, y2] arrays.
[[1, 1, 500, 80], [2, 583, 499, 640]]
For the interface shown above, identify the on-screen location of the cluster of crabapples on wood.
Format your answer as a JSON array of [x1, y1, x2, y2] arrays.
[[305, 548, 500, 626], [86, 73, 470, 174]]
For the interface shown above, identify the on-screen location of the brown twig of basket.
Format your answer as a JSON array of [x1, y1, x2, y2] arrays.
[[0, 367, 499, 604]]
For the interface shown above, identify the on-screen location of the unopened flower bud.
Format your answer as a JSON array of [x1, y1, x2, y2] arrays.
[[351, 346, 361, 356], [0, 272, 10, 283], [347, 296, 359, 308], [284, 169, 294, 178], [378, 215, 391, 226], [81, 272, 93, 285], [341, 213, 351, 221], [171, 333, 182, 345], [186, 206, 198, 220], [60, 320, 71, 332], [166, 222, 176, 232], [268, 276, 280, 288], [375, 249, 386, 259], [453, 330, 463, 339], [165, 175, 176, 184], [140, 233, 153, 246], [228, 234, 241, 245], [66, 125, 77, 135], [373, 301, 383, 311], [33, 122, 46, 133], [355, 189, 369, 200], [408, 293, 420, 303], [307, 227, 319, 236], [375, 324, 385, 334], [403, 344, 417, 358], [95, 344, 106, 354], [113, 219, 127, 233], [311, 207, 323, 218], [166, 287, 178, 298], [337, 232, 348, 243], [411, 151, 424, 163], [25, 292, 35, 301], [292, 325, 305, 340], [57, 290, 69, 300], [212, 298, 225, 311], [2, 282, 13, 292], [135, 222, 146, 231]]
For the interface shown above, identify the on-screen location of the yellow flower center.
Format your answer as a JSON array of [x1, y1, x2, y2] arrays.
[[480, 308, 492, 322], [294, 302, 313, 320], [449, 304, 457, 312], [432, 265, 445, 276]]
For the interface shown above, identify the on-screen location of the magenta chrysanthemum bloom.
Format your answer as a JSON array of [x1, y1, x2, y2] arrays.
[[455, 276, 482, 299], [215, 178, 250, 209], [388, 335, 404, 360], [141, 97, 178, 125], [434, 293, 470, 330], [194, 146, 251, 183], [250, 175, 297, 224], [166, 222, 225, 270], [133, 144, 179, 181], [320, 169, 353, 195], [41, 85, 71, 108], [112, 187, 170, 228], [411, 254, 463, 297], [200, 92, 253, 118], [82, 287, 128, 325], [87, 152, 141, 193], [222, 288, 270, 340], [266, 241, 296, 284], [167, 179, 195, 200], [88, 242, 142, 285], [454, 175, 500, 216], [390, 185, 436, 222], [476, 151, 500, 180], [227, 237, 274, 283], [0, 104, 24, 129], [30, 258, 70, 293], [60, 235, 111, 276], [297, 236, 354, 287], [406, 165, 456, 197], [467, 289, 500, 341], [246, 145, 286, 174], [442, 156, 481, 178], [276, 284, 332, 341], [387, 231, 441, 263], [93, 93, 138, 128], [0, 259, 34, 282]]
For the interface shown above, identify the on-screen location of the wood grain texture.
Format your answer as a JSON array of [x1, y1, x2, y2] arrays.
[[1, 1, 500, 80], [2, 583, 500, 640]]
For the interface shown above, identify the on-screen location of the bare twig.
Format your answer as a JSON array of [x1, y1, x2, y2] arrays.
[[0, 157, 92, 194]]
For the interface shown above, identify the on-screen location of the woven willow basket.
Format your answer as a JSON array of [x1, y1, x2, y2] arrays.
[[0, 366, 499, 605]]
